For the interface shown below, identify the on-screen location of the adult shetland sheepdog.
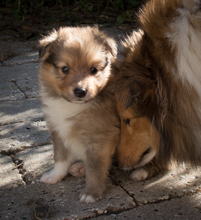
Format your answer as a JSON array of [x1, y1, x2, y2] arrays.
[[115, 0, 201, 180], [38, 26, 120, 203]]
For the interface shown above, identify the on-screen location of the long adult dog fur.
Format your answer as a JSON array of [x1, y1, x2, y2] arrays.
[[115, 0, 201, 177]]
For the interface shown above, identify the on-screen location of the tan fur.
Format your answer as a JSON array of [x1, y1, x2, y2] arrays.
[[39, 26, 120, 203], [116, 100, 159, 170], [115, 0, 201, 180]]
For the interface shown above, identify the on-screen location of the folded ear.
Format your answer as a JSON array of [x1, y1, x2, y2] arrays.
[[115, 64, 138, 110], [104, 37, 117, 57], [39, 29, 58, 60], [115, 62, 158, 112], [91, 26, 117, 57]]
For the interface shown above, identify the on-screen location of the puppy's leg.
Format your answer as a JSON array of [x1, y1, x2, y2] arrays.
[[79, 155, 110, 203], [40, 131, 72, 184], [80, 138, 118, 203], [69, 161, 86, 177]]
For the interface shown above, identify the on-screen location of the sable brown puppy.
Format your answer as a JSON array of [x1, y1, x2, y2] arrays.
[[115, 0, 201, 180], [39, 26, 120, 203]]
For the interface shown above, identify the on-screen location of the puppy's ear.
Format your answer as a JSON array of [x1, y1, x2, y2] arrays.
[[39, 29, 58, 60], [117, 83, 136, 110], [104, 37, 117, 57], [91, 27, 117, 57]]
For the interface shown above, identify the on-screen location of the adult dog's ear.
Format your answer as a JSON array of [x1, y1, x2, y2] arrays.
[[39, 29, 58, 60], [115, 61, 160, 116], [115, 62, 149, 111], [115, 74, 136, 110]]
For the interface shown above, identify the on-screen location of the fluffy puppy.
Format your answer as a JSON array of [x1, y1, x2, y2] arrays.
[[115, 0, 201, 180], [38, 26, 120, 203]]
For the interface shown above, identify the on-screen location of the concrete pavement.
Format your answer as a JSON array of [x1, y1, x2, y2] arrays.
[[1, 28, 201, 220]]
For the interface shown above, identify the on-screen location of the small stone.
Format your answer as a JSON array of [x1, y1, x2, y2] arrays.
[[98, 210, 104, 214], [158, 195, 169, 200]]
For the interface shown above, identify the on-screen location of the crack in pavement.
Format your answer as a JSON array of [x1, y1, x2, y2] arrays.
[[11, 79, 28, 99]]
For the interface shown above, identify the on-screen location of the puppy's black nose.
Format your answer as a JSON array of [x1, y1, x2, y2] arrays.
[[74, 88, 87, 98]]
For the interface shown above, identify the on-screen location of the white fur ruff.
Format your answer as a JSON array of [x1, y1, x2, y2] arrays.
[[40, 97, 90, 184], [43, 96, 90, 159], [167, 1, 201, 99]]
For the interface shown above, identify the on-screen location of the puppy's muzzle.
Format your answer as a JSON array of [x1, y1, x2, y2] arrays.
[[74, 88, 87, 98]]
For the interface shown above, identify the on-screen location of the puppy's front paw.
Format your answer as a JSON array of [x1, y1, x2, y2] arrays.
[[40, 162, 68, 184], [69, 162, 85, 177], [130, 168, 148, 181], [40, 169, 65, 184], [79, 188, 102, 203], [79, 194, 96, 203]]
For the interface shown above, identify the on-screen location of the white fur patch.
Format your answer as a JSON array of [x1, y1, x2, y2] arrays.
[[42, 97, 89, 160], [134, 150, 156, 168], [130, 168, 148, 181], [43, 97, 90, 126], [40, 161, 70, 184], [167, 3, 201, 97]]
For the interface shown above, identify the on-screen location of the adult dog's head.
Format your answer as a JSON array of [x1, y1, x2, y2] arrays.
[[115, 0, 201, 173], [115, 30, 160, 171]]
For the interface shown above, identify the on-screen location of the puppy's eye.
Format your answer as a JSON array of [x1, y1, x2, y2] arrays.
[[91, 67, 98, 75], [124, 119, 130, 125], [62, 66, 69, 74]]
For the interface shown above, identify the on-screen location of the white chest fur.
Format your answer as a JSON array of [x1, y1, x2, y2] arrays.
[[167, 4, 201, 97], [43, 97, 89, 120], [42, 97, 90, 158]]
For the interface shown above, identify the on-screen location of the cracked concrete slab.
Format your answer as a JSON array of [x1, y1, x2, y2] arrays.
[[0, 81, 25, 101], [0, 155, 25, 190], [0, 178, 135, 220], [3, 51, 39, 66], [0, 98, 43, 125], [1, 27, 201, 220], [1, 62, 40, 82], [1, 61, 40, 100], [93, 192, 201, 220], [111, 166, 201, 205], [0, 121, 50, 152], [15, 76, 40, 98], [14, 144, 54, 183]]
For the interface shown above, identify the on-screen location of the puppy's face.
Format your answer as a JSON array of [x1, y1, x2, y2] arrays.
[[39, 27, 117, 103], [116, 99, 159, 170]]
